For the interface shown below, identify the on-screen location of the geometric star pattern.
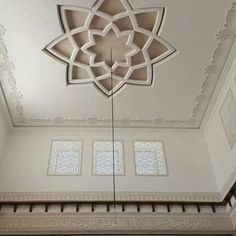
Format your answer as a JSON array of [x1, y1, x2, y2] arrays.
[[44, 0, 176, 96], [48, 140, 82, 176], [134, 141, 167, 175], [93, 141, 124, 175]]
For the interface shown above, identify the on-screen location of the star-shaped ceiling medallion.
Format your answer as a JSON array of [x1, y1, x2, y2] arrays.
[[44, 0, 176, 96]]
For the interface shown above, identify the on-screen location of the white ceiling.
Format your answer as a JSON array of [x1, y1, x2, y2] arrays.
[[0, 0, 235, 128]]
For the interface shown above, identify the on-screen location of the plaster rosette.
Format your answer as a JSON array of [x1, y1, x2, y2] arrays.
[[44, 0, 176, 96]]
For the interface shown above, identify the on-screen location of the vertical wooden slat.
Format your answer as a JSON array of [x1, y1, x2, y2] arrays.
[[197, 204, 200, 213], [45, 204, 48, 213], [137, 204, 140, 212], [167, 204, 170, 212], [29, 204, 33, 213], [211, 205, 215, 213], [152, 204, 155, 212], [13, 204, 17, 213]]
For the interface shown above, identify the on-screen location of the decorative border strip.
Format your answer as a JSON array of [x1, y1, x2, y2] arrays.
[[0, 191, 221, 202], [0, 1, 236, 128], [0, 214, 232, 233]]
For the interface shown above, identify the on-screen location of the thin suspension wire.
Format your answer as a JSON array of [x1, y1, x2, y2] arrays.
[[110, 48, 116, 210]]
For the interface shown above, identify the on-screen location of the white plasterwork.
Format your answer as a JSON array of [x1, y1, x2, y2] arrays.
[[0, 191, 222, 202], [0, 214, 233, 234], [0, 1, 236, 128]]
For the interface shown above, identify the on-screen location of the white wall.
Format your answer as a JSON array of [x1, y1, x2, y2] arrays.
[[0, 96, 9, 163], [204, 65, 236, 195], [0, 113, 7, 161], [0, 128, 217, 193]]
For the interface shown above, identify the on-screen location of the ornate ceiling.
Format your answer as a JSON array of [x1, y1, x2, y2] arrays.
[[44, 0, 176, 96], [0, 0, 235, 128]]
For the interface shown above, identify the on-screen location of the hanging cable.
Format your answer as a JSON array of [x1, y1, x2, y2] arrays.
[[110, 48, 116, 211]]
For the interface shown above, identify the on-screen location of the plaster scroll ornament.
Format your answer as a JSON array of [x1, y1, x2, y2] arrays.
[[44, 0, 176, 96]]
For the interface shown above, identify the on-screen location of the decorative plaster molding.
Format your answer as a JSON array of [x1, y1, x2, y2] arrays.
[[44, 0, 176, 96], [0, 214, 232, 233], [0, 191, 222, 202], [0, 22, 188, 128], [0, 1, 236, 128], [0, 25, 23, 118], [17, 116, 195, 128], [191, 0, 236, 124]]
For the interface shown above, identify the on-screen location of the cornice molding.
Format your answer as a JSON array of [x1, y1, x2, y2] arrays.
[[18, 116, 196, 128], [0, 214, 232, 233], [0, 25, 23, 119], [0, 1, 235, 128], [191, 0, 236, 125], [221, 168, 236, 200], [0, 191, 222, 202]]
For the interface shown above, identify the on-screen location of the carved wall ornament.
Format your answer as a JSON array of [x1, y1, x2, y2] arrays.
[[0, 191, 222, 202], [44, 0, 176, 96], [0, 25, 23, 118], [93, 141, 124, 175], [190, 1, 236, 123], [48, 140, 83, 176], [0, 214, 233, 234], [134, 141, 167, 176]]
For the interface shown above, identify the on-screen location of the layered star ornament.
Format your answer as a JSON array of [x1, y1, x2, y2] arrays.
[[44, 0, 176, 96]]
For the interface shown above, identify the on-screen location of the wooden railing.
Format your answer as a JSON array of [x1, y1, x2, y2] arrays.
[[0, 182, 235, 214]]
